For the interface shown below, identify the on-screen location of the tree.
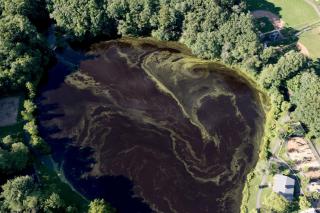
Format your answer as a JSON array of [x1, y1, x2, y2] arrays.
[[50, 0, 113, 40], [287, 71, 320, 138], [299, 195, 312, 210], [108, 0, 159, 36], [263, 192, 290, 213], [0, 0, 48, 27], [24, 120, 38, 136], [151, 4, 183, 41], [259, 51, 308, 89], [88, 199, 114, 213], [26, 81, 36, 99], [0, 135, 29, 173], [10, 142, 29, 171], [0, 176, 41, 212], [21, 99, 36, 121], [2, 135, 15, 147], [0, 14, 46, 93], [43, 193, 65, 212]]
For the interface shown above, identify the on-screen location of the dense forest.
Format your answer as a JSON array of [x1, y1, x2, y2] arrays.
[[0, 0, 319, 212]]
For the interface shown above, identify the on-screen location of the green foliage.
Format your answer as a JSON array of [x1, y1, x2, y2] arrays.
[[108, 0, 159, 36], [0, 14, 47, 93], [0, 0, 49, 27], [0, 176, 40, 212], [43, 192, 65, 212], [263, 192, 290, 213], [50, 0, 263, 70], [26, 81, 36, 99], [0, 135, 29, 173], [50, 0, 112, 39], [259, 51, 308, 89], [24, 120, 38, 136], [287, 71, 320, 138], [299, 195, 312, 210], [88, 199, 114, 213], [0, 176, 67, 212], [151, 4, 182, 41], [21, 99, 36, 121]]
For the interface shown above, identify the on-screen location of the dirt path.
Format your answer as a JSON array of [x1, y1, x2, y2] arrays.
[[251, 10, 285, 30], [297, 42, 310, 56], [305, 0, 320, 17]]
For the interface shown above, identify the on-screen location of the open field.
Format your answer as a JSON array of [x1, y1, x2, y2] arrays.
[[299, 26, 320, 58], [247, 0, 319, 29], [248, 0, 320, 58]]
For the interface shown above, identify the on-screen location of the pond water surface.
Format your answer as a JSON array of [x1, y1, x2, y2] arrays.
[[37, 38, 266, 213]]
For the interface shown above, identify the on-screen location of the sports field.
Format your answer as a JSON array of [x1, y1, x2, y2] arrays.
[[300, 26, 320, 58], [247, 0, 320, 58], [248, 0, 319, 29]]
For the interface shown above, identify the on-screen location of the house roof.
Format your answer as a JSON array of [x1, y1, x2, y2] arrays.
[[272, 174, 295, 201]]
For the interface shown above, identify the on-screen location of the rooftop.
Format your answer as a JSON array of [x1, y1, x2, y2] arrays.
[[272, 174, 295, 201]]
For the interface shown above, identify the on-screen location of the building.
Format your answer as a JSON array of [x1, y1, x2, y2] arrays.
[[272, 174, 295, 201]]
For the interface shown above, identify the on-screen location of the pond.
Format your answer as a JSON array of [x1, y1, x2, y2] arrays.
[[37, 38, 266, 213]]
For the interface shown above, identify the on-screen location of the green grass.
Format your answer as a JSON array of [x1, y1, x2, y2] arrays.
[[269, 0, 319, 29], [246, 173, 261, 212], [260, 187, 272, 206], [247, 0, 319, 29], [299, 26, 320, 58], [247, 0, 320, 59], [35, 161, 89, 212]]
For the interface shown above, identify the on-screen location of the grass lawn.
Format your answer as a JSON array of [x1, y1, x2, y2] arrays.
[[247, 0, 320, 29], [260, 187, 272, 206], [246, 173, 261, 212], [299, 26, 320, 58]]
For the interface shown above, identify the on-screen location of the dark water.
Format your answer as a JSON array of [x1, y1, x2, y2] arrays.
[[37, 38, 265, 213]]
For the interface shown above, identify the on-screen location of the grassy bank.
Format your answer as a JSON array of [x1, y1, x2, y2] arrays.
[[35, 161, 89, 211]]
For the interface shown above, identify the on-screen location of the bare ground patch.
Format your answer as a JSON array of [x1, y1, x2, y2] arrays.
[[297, 42, 310, 56], [0, 96, 20, 127], [252, 10, 285, 30]]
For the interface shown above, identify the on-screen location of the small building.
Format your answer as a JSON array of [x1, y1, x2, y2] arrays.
[[272, 174, 295, 201]]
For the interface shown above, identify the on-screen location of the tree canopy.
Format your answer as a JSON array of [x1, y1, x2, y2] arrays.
[[0, 176, 66, 212], [287, 71, 320, 138], [0, 135, 29, 173], [263, 192, 290, 213], [88, 199, 115, 213], [50, 0, 113, 39], [0, 14, 47, 93], [49, 0, 263, 68]]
